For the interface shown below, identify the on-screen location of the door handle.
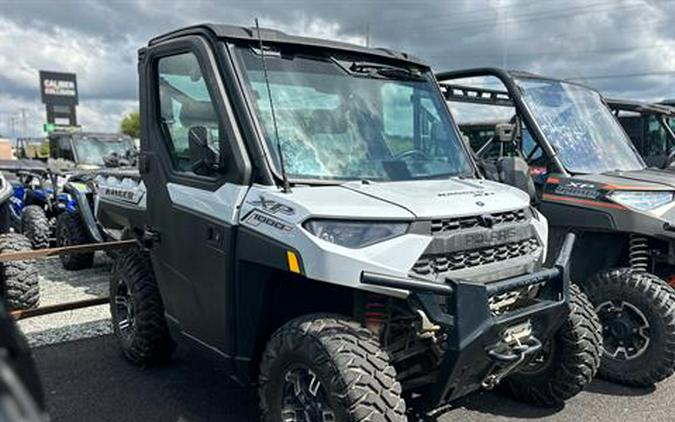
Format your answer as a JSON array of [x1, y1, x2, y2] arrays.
[[139, 153, 151, 174], [206, 225, 224, 248]]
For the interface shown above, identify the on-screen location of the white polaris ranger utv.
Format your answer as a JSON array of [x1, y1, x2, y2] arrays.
[[96, 23, 601, 419]]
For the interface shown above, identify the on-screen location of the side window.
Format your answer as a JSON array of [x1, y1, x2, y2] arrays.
[[157, 52, 221, 172], [381, 84, 449, 156], [419, 96, 443, 153], [382, 83, 414, 155], [59, 138, 74, 161]]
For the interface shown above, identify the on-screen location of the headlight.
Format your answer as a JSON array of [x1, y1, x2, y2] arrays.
[[303, 219, 408, 248], [608, 191, 674, 211]]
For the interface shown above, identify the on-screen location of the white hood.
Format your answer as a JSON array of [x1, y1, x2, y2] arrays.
[[242, 178, 530, 225], [341, 178, 531, 218]]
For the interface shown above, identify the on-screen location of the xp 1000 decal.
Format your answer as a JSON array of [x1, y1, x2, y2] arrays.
[[543, 177, 625, 210]]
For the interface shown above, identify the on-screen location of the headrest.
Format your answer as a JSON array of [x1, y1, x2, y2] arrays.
[[497, 156, 536, 200], [179, 100, 218, 128], [306, 109, 347, 134]]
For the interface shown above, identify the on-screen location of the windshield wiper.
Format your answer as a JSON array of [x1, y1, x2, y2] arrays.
[[349, 62, 424, 81]]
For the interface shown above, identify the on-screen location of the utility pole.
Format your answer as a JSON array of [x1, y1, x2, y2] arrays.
[[365, 22, 370, 48], [500, 8, 509, 68], [20, 108, 27, 139], [9, 117, 16, 140]]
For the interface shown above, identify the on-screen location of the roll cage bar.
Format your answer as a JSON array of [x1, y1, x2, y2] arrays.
[[606, 98, 675, 118], [435, 67, 609, 176]]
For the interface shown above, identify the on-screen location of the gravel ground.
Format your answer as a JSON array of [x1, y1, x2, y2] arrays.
[[18, 253, 112, 347]]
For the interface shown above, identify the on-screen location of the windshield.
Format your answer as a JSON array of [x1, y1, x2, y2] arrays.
[[516, 77, 645, 174], [73, 137, 135, 166], [235, 46, 473, 182]]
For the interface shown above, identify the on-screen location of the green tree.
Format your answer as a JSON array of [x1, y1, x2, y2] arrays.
[[120, 111, 141, 138], [39, 140, 50, 157]]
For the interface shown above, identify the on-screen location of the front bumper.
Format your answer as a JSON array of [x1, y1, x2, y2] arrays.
[[361, 233, 575, 408]]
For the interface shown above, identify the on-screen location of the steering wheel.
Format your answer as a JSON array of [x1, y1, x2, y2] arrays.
[[395, 149, 430, 161]]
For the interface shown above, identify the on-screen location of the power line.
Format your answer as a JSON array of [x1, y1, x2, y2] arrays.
[[357, 0, 542, 27], [394, 1, 656, 34], [440, 14, 670, 49], [567, 70, 675, 81], [427, 39, 675, 62], [345, 0, 635, 37]]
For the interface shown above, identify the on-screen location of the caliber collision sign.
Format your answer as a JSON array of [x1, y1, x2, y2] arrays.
[[39, 70, 79, 127], [39, 71, 78, 106]]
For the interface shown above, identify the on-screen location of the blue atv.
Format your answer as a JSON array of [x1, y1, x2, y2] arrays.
[[0, 168, 40, 310], [53, 150, 139, 271], [5, 165, 61, 250], [54, 174, 104, 270]]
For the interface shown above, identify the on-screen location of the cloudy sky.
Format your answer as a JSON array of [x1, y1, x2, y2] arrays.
[[1, 0, 674, 138]]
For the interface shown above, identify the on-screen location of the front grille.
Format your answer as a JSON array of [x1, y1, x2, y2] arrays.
[[412, 237, 539, 276], [430, 209, 527, 234]]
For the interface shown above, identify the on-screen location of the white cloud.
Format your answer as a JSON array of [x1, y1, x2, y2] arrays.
[[2, 0, 675, 138], [0, 12, 367, 137], [257, 13, 366, 46], [0, 18, 137, 100], [0, 17, 139, 136]]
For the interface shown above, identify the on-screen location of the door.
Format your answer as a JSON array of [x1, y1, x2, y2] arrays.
[[139, 36, 251, 355]]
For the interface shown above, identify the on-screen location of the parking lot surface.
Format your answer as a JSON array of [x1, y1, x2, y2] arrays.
[[34, 334, 674, 422], [20, 257, 675, 422]]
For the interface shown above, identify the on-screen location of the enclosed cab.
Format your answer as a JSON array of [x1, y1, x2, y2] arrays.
[[439, 68, 675, 388], [606, 99, 675, 169], [97, 25, 601, 418], [48, 131, 135, 170]]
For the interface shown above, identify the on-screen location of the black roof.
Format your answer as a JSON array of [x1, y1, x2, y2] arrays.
[[606, 98, 675, 117], [148, 23, 425, 66]]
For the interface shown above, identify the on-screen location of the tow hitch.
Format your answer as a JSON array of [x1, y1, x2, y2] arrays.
[[482, 321, 542, 389]]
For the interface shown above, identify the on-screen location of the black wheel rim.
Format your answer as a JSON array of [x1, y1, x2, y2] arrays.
[[596, 300, 650, 360], [58, 220, 70, 247], [281, 364, 335, 422], [114, 279, 135, 342]]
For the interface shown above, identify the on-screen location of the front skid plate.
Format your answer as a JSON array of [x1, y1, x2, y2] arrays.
[[416, 273, 567, 406], [361, 233, 575, 408]]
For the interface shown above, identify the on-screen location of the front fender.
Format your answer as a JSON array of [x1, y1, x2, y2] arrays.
[[62, 182, 103, 243]]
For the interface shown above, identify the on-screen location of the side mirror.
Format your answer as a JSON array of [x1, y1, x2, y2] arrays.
[[495, 122, 515, 143], [497, 156, 536, 203], [188, 126, 218, 176]]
